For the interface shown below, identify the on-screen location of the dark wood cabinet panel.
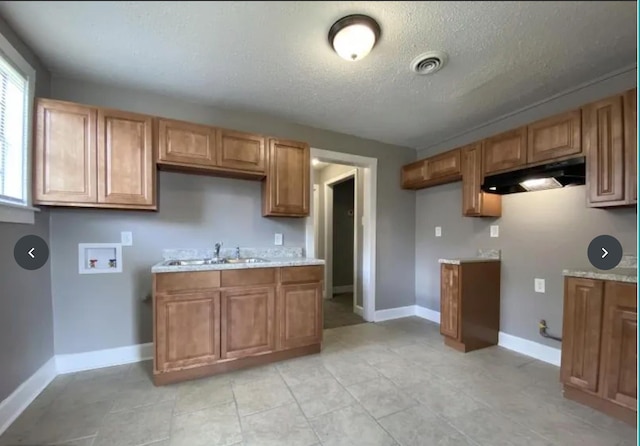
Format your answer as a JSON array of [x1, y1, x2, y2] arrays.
[[601, 281, 637, 411], [97, 109, 155, 208], [221, 286, 276, 359], [624, 89, 637, 205], [584, 95, 626, 206], [263, 138, 310, 217], [158, 118, 217, 167], [461, 143, 501, 217], [440, 264, 460, 340], [482, 127, 528, 175], [401, 160, 428, 189], [561, 278, 604, 393], [34, 99, 97, 204], [279, 283, 323, 350], [155, 292, 220, 372], [217, 129, 266, 173], [527, 110, 582, 164]]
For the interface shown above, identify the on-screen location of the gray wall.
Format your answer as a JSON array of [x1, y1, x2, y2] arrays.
[[49, 76, 416, 354], [332, 178, 354, 288], [415, 69, 638, 347], [0, 19, 53, 401]]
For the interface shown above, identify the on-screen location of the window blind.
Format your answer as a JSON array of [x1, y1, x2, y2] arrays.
[[0, 52, 27, 205]]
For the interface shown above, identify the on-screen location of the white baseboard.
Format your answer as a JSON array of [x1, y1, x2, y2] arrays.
[[498, 332, 561, 366], [56, 342, 154, 374], [374, 305, 416, 322], [333, 285, 353, 294], [0, 357, 57, 436], [354, 305, 364, 317], [415, 305, 440, 324]]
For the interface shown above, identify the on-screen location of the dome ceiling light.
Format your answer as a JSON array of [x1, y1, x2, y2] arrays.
[[328, 14, 381, 62]]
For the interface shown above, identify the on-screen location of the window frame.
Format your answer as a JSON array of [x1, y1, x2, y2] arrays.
[[0, 30, 37, 224]]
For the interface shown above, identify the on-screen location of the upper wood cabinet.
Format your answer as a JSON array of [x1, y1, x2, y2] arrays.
[[97, 109, 155, 207], [426, 149, 461, 184], [217, 129, 266, 174], [527, 110, 582, 164], [561, 277, 604, 393], [482, 127, 528, 175], [34, 99, 97, 204], [157, 118, 217, 167], [263, 138, 310, 217], [461, 143, 501, 217], [34, 99, 156, 209], [624, 89, 637, 205], [401, 160, 428, 189]]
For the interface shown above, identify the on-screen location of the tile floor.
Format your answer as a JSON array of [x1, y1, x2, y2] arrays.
[[323, 293, 365, 329], [0, 317, 636, 446]]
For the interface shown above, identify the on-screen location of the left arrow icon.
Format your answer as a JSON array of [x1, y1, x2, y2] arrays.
[[28, 248, 35, 258]]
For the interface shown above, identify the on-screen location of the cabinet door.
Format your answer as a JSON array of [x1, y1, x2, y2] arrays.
[[527, 110, 582, 164], [34, 99, 97, 204], [279, 283, 322, 350], [601, 282, 637, 410], [440, 264, 460, 339], [561, 278, 604, 392], [401, 160, 427, 189], [461, 143, 501, 217], [482, 127, 527, 175], [97, 109, 155, 207], [584, 96, 625, 206], [624, 89, 637, 205], [426, 149, 461, 183], [263, 139, 310, 217], [221, 286, 276, 358], [217, 129, 266, 173], [158, 119, 216, 167], [155, 292, 220, 372]]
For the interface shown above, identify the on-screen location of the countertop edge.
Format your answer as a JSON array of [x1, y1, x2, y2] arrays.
[[152, 259, 325, 274], [562, 269, 637, 284], [438, 258, 501, 265]]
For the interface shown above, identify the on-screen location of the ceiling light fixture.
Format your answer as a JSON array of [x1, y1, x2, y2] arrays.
[[312, 158, 320, 166], [328, 14, 381, 61]]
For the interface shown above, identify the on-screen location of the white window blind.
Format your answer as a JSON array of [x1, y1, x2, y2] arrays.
[[0, 52, 28, 206]]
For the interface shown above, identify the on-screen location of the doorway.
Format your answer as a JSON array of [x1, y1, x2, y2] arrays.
[[305, 148, 377, 325]]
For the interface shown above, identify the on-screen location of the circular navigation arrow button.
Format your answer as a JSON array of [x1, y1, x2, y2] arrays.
[[587, 235, 623, 270], [14, 235, 49, 270]]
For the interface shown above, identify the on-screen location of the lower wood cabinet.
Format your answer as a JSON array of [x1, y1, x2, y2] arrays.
[[153, 265, 323, 385], [221, 286, 276, 359], [561, 276, 637, 425], [439, 260, 501, 352], [155, 292, 221, 373]]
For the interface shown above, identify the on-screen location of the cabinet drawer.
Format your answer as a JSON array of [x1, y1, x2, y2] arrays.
[[280, 266, 323, 284], [221, 268, 276, 287], [155, 271, 221, 294]]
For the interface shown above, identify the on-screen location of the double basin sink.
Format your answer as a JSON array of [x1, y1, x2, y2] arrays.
[[163, 257, 269, 266]]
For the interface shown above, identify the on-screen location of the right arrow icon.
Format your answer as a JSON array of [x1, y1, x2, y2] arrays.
[[601, 248, 609, 259]]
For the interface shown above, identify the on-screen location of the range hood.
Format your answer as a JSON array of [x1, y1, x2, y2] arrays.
[[481, 157, 586, 195]]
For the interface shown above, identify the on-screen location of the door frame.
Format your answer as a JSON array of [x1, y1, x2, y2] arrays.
[[305, 148, 377, 322], [324, 169, 359, 314]]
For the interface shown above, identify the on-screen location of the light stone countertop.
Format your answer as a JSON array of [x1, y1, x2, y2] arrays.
[[438, 258, 501, 265], [152, 257, 324, 273], [562, 267, 637, 284]]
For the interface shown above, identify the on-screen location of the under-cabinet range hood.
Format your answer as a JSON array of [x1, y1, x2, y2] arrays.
[[481, 157, 586, 195]]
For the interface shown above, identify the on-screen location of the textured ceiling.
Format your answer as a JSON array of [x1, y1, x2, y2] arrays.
[[1, 1, 636, 149]]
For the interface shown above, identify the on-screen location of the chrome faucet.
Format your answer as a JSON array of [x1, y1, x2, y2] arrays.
[[214, 242, 223, 259], [235, 246, 241, 259]]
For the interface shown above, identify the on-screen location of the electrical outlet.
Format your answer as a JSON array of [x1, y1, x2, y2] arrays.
[[535, 278, 545, 293], [274, 233, 283, 246], [435, 226, 442, 237], [490, 225, 499, 238], [121, 231, 133, 246]]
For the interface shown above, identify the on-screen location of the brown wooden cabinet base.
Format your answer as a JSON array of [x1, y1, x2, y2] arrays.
[[154, 343, 321, 386], [563, 385, 636, 426]]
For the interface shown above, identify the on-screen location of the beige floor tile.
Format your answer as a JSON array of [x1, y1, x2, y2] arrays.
[[122, 360, 154, 383], [346, 376, 418, 419], [49, 375, 120, 412], [93, 401, 173, 446], [309, 403, 395, 446], [232, 375, 294, 416], [372, 358, 431, 388], [110, 377, 178, 412], [277, 359, 333, 387], [30, 373, 76, 410], [228, 364, 279, 386], [379, 405, 475, 446], [170, 401, 242, 446], [352, 344, 403, 365], [72, 364, 130, 383], [174, 375, 234, 414], [50, 436, 97, 445], [404, 377, 488, 420], [323, 358, 380, 386], [241, 403, 318, 446], [27, 400, 111, 445], [289, 376, 355, 418]]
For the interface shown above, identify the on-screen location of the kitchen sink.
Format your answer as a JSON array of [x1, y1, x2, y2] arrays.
[[225, 258, 269, 264]]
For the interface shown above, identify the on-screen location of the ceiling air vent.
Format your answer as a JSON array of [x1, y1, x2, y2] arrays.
[[410, 51, 448, 75]]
